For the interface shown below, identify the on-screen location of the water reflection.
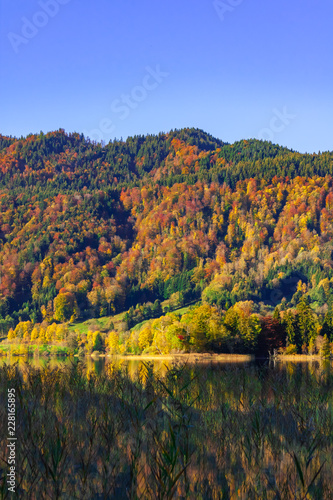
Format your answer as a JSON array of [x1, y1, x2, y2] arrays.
[[0, 354, 73, 370], [1, 354, 332, 498], [1, 354, 332, 380]]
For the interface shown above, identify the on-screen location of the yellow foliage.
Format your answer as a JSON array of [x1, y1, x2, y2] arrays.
[[39, 327, 46, 344], [118, 344, 126, 355], [107, 330, 119, 354], [56, 324, 67, 341], [7, 328, 16, 341], [31, 327, 39, 342], [45, 323, 55, 342], [13, 321, 33, 340], [138, 326, 153, 351]]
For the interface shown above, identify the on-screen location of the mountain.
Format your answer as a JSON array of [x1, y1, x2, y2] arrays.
[[0, 128, 333, 334]]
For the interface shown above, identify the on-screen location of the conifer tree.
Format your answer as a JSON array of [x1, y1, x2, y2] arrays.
[[321, 334, 331, 359]]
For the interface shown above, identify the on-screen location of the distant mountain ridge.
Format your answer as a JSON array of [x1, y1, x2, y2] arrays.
[[0, 128, 331, 195]]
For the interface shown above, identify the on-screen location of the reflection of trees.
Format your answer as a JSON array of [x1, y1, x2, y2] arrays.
[[0, 360, 332, 497]]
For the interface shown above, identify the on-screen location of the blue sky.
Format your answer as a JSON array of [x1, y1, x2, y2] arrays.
[[0, 0, 332, 153]]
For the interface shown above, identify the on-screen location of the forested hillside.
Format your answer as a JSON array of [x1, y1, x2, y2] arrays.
[[1, 128, 333, 354]]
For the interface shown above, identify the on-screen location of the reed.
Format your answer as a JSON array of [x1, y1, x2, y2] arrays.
[[0, 360, 332, 499]]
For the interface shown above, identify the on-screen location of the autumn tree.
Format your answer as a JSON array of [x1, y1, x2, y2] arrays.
[[54, 292, 80, 322], [107, 330, 119, 354]]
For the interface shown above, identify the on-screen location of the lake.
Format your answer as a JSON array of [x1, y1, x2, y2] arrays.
[[0, 356, 332, 498]]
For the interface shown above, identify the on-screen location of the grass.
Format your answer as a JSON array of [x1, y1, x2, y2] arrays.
[[68, 312, 126, 336], [0, 360, 332, 498], [68, 304, 197, 337], [0, 345, 10, 355], [170, 305, 193, 316], [130, 305, 195, 333]]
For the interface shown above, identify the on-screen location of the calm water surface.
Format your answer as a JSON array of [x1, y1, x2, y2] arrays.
[[1, 355, 332, 498], [1, 353, 332, 378]]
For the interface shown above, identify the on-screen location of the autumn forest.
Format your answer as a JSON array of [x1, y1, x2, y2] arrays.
[[1, 127, 333, 356]]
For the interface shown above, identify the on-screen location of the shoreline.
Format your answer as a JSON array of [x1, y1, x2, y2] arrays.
[[110, 353, 255, 361], [1, 346, 331, 363], [275, 354, 331, 361]]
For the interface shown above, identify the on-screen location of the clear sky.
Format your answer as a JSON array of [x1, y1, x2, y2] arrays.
[[0, 0, 332, 153]]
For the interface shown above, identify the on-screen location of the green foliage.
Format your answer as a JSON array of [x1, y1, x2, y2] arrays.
[[67, 331, 79, 354], [296, 297, 318, 346], [283, 310, 302, 350], [322, 306, 333, 342], [321, 334, 331, 359], [222, 302, 262, 353]]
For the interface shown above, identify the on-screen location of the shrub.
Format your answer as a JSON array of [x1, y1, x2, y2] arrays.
[[285, 344, 298, 355]]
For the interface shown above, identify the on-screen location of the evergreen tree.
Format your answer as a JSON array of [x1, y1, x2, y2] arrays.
[[321, 334, 331, 359], [296, 298, 318, 348], [322, 307, 333, 342], [284, 311, 296, 347], [152, 299, 162, 318], [273, 306, 280, 322]]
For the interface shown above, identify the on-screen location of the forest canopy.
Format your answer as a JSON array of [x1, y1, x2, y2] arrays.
[[0, 127, 333, 354]]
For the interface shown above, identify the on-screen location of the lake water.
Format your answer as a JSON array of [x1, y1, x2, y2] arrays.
[[1, 355, 332, 498], [1, 352, 332, 375], [1, 353, 332, 385]]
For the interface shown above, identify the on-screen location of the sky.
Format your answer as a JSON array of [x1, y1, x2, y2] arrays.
[[0, 0, 332, 154]]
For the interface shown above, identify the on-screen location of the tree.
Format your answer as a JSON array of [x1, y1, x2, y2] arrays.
[[296, 298, 318, 348], [150, 315, 178, 354], [13, 321, 32, 341], [241, 314, 261, 352], [182, 304, 213, 352], [322, 306, 333, 341], [321, 334, 331, 359], [308, 336, 315, 355], [273, 306, 280, 322], [93, 331, 104, 352], [7, 328, 16, 341], [152, 299, 162, 318], [31, 327, 39, 342], [56, 324, 68, 341], [46, 323, 57, 343], [283, 311, 298, 348], [138, 326, 153, 352], [107, 330, 119, 354], [164, 322, 187, 352], [222, 302, 261, 353], [54, 292, 79, 322], [87, 330, 104, 353], [38, 327, 46, 344], [67, 331, 78, 354], [257, 316, 285, 356]]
